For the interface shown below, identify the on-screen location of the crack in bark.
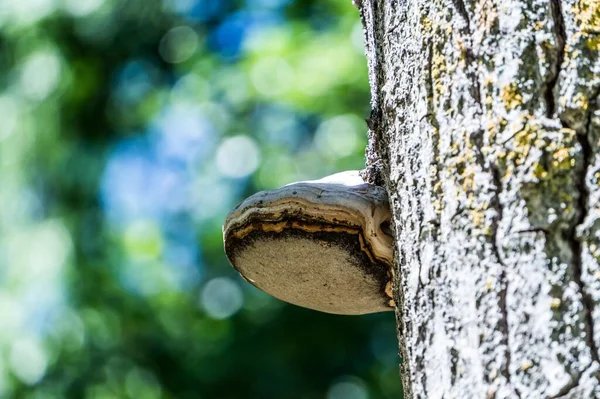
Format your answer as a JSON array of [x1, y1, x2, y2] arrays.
[[546, 364, 600, 398], [547, 370, 582, 399], [556, 89, 600, 396], [489, 165, 517, 398], [469, 144, 518, 397], [413, 43, 438, 300], [543, 1, 599, 387], [452, 0, 471, 34], [545, 0, 566, 118], [452, 0, 482, 105], [568, 90, 600, 379], [546, 90, 600, 395], [424, 40, 443, 245]]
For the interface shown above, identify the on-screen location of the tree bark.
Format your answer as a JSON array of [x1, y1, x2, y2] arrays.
[[357, 0, 600, 397]]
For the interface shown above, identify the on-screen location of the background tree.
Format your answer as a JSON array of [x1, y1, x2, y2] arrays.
[[0, 1, 402, 398], [358, 0, 600, 397]]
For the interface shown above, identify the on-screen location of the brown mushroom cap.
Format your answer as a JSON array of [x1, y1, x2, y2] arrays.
[[222, 171, 394, 315]]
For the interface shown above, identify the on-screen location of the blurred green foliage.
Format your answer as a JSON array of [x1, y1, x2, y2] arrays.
[[0, 0, 402, 398]]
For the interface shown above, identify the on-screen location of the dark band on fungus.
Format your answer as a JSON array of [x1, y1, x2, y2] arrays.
[[222, 171, 394, 315]]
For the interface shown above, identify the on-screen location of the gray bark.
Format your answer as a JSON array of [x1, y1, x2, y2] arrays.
[[357, 0, 600, 397]]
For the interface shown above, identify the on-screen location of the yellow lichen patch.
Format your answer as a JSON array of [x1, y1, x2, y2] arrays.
[[530, 129, 577, 181], [470, 207, 485, 230], [553, 148, 571, 165], [445, 23, 453, 35], [572, 92, 589, 111], [586, 36, 600, 51], [432, 199, 443, 215], [486, 121, 498, 144], [501, 83, 524, 110], [431, 51, 447, 80], [499, 122, 538, 169], [484, 83, 496, 108], [455, 37, 468, 65], [462, 164, 477, 193], [572, 0, 600, 33], [481, 225, 493, 237], [514, 124, 581, 229], [421, 15, 433, 36], [521, 360, 534, 371], [533, 163, 548, 179], [589, 243, 600, 259], [479, 1, 498, 35]]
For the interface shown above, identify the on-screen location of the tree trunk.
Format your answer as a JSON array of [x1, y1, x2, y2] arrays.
[[357, 0, 600, 397]]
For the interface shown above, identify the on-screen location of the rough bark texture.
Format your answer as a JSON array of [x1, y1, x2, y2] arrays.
[[357, 0, 600, 397]]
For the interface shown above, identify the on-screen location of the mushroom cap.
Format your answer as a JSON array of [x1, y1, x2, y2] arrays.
[[223, 171, 394, 315]]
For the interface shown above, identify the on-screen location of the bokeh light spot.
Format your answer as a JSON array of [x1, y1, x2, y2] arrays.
[[57, 310, 86, 352], [0, 361, 7, 394], [154, 104, 215, 164], [243, 25, 289, 55], [295, 54, 335, 96], [101, 137, 192, 223], [214, 68, 249, 106], [201, 277, 243, 319], [250, 56, 294, 97], [0, 294, 25, 341], [6, 220, 72, 285], [82, 309, 120, 349], [0, 95, 20, 141], [216, 135, 260, 178], [256, 153, 297, 188], [314, 115, 362, 158], [123, 220, 164, 260], [9, 337, 48, 385], [191, 176, 236, 221], [29, 221, 72, 280], [213, 12, 249, 57], [327, 376, 369, 399], [4, 0, 56, 25], [62, 0, 104, 17], [159, 26, 199, 64], [171, 74, 211, 104], [19, 48, 62, 101], [163, 0, 197, 14], [254, 105, 303, 149], [125, 368, 162, 399], [112, 61, 157, 106]]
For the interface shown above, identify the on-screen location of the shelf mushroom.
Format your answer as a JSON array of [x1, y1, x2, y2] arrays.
[[222, 171, 394, 315]]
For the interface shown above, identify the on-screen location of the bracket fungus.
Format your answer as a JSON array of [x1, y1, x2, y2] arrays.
[[223, 171, 394, 315]]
